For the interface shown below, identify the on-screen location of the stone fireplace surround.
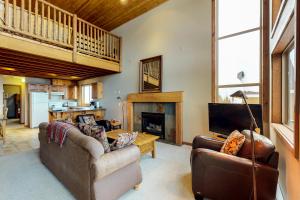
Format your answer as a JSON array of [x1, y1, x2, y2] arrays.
[[127, 92, 183, 145]]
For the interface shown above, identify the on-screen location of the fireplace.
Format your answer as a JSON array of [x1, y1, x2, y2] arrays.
[[142, 112, 165, 139]]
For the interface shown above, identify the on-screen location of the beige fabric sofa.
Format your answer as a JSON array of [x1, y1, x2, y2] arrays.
[[39, 122, 142, 200]]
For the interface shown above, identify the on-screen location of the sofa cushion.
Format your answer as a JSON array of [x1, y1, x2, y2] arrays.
[[92, 145, 141, 180], [238, 130, 275, 164], [221, 130, 246, 155], [78, 123, 111, 153]]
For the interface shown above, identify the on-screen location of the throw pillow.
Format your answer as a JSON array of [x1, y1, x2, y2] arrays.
[[78, 123, 111, 153], [110, 132, 138, 151], [82, 115, 97, 126], [220, 130, 246, 156]]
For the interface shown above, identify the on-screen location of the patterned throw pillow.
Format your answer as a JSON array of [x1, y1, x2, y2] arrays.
[[82, 115, 97, 126], [110, 132, 138, 151], [220, 130, 246, 156], [78, 123, 110, 153]]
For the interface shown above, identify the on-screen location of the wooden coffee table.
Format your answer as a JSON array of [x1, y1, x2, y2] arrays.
[[106, 129, 160, 158]]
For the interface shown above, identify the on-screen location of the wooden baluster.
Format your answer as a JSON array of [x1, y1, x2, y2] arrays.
[[73, 14, 77, 62], [93, 27, 97, 53], [63, 13, 66, 43], [103, 32, 106, 56], [89, 25, 92, 52], [13, 0, 16, 29], [109, 35, 112, 58], [113, 36, 115, 59], [58, 11, 61, 42], [68, 15, 71, 45], [82, 22, 85, 50], [4, 0, 9, 26], [116, 37, 119, 61], [109, 34, 111, 58], [119, 37, 121, 63], [111, 36, 113, 58], [53, 8, 56, 40], [87, 24, 90, 51], [41, 2, 44, 37], [47, 6, 50, 38], [101, 30, 103, 55], [28, 0, 31, 32], [90, 26, 93, 52], [21, 0, 25, 31], [97, 29, 100, 55], [78, 20, 81, 50], [35, 0, 38, 35]]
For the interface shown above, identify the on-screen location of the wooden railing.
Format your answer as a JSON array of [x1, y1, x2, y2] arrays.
[[77, 18, 120, 62], [0, 0, 121, 63]]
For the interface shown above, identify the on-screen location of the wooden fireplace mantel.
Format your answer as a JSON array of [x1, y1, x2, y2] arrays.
[[127, 91, 183, 145]]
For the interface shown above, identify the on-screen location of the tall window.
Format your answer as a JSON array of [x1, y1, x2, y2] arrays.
[[81, 85, 92, 105], [282, 44, 296, 131], [215, 0, 261, 103]]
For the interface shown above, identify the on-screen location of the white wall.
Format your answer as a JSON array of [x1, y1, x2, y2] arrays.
[[100, 0, 212, 142], [270, 127, 300, 200]]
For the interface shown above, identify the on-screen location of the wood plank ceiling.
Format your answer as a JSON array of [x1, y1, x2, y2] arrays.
[[46, 0, 168, 31], [0, 49, 116, 80]]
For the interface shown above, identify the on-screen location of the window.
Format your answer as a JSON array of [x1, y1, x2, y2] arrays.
[[214, 0, 261, 103], [81, 85, 92, 105], [282, 44, 296, 131]]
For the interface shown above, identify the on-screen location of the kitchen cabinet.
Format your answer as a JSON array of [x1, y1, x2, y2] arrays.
[[28, 84, 49, 92], [50, 85, 65, 92], [65, 85, 78, 100], [92, 82, 103, 100], [52, 79, 75, 86]]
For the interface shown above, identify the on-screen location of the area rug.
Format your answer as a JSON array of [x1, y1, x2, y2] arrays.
[[0, 142, 193, 200]]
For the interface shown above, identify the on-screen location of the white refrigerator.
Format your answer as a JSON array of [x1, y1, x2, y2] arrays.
[[29, 92, 49, 128]]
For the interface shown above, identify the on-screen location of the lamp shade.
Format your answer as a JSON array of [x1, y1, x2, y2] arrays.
[[230, 90, 248, 99]]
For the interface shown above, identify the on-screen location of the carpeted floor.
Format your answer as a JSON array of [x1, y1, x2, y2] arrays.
[[0, 142, 193, 200]]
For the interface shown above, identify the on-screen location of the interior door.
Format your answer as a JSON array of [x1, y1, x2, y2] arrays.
[[7, 94, 16, 118]]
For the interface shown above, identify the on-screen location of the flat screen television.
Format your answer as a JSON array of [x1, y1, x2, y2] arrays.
[[208, 103, 263, 136]]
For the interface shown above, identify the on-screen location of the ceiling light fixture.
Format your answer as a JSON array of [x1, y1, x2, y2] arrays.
[[1, 67, 16, 71], [120, 0, 128, 5], [70, 76, 80, 79], [47, 73, 57, 77]]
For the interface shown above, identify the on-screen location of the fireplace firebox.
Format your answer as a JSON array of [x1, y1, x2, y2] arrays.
[[141, 112, 165, 139]]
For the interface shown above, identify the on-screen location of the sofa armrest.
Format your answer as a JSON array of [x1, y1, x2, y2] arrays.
[[92, 145, 140, 181], [191, 148, 278, 200], [192, 135, 224, 151]]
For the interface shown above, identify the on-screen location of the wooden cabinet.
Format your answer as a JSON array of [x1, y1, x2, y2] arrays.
[[50, 85, 65, 92], [65, 85, 78, 100], [92, 82, 103, 100], [52, 79, 75, 86], [28, 84, 49, 92], [51, 79, 78, 100]]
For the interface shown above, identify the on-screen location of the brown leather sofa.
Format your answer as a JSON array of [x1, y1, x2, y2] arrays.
[[191, 131, 279, 200], [39, 122, 142, 200]]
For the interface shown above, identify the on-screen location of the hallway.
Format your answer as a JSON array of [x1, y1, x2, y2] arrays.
[[0, 119, 39, 156]]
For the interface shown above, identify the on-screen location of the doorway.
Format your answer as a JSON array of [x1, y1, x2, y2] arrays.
[[3, 85, 21, 123]]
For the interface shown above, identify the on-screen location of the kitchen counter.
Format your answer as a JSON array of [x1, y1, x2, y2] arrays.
[[49, 107, 106, 122], [49, 107, 106, 113]]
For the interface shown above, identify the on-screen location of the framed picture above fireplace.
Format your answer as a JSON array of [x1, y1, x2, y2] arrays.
[[139, 55, 162, 93]]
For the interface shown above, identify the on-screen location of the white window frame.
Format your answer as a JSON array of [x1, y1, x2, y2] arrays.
[[215, 0, 262, 103], [282, 41, 295, 131], [81, 84, 92, 106]]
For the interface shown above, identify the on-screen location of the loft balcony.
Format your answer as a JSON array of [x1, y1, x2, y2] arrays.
[[0, 0, 121, 80]]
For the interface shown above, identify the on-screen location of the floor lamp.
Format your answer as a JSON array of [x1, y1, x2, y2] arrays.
[[230, 90, 259, 200]]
